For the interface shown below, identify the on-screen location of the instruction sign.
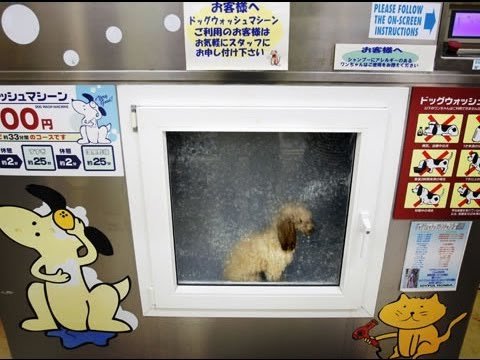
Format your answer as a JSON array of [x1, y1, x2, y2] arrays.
[[0, 85, 124, 176], [369, 2, 442, 40], [394, 87, 480, 219], [184, 2, 290, 70], [334, 44, 436, 72], [401, 221, 471, 292]]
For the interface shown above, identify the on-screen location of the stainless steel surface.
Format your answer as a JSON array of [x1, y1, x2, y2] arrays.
[[0, 2, 479, 358], [0, 70, 480, 84], [0, 2, 478, 83], [0, 2, 186, 71]]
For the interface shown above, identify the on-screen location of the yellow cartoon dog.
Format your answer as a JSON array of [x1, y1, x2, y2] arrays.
[[0, 184, 132, 333]]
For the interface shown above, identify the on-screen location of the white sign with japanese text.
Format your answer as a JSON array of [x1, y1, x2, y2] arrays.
[[334, 44, 436, 72], [184, 2, 290, 70], [369, 2, 442, 40], [473, 58, 480, 71], [400, 221, 471, 292], [0, 85, 124, 176]]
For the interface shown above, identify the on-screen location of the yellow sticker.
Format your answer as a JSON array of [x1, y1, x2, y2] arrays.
[[462, 114, 480, 143], [352, 293, 467, 359], [456, 150, 480, 177], [405, 182, 450, 208], [414, 114, 463, 144], [409, 149, 456, 177], [451, 182, 480, 208]]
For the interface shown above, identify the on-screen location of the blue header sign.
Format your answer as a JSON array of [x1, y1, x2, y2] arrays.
[[369, 2, 442, 41]]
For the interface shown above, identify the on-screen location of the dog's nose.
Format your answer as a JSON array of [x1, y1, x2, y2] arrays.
[[305, 224, 315, 236]]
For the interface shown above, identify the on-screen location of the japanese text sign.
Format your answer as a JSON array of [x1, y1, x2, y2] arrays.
[[0, 85, 124, 176], [184, 2, 290, 70], [401, 221, 470, 292], [334, 44, 436, 72], [394, 87, 480, 219]]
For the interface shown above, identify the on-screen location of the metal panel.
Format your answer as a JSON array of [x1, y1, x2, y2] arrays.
[[0, 2, 478, 83], [0, 2, 479, 359]]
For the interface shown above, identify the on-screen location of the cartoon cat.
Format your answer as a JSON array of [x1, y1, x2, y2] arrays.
[[372, 293, 467, 359]]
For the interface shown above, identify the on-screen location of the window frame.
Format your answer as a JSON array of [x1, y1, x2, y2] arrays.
[[117, 85, 409, 318]]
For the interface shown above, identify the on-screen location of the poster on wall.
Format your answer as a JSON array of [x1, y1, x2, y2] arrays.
[[334, 44, 436, 72], [369, 2, 442, 41], [0, 85, 124, 176], [394, 87, 480, 219], [400, 221, 471, 292], [183, 2, 290, 70]]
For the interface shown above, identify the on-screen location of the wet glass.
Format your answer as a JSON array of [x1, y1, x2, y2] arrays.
[[166, 132, 356, 285]]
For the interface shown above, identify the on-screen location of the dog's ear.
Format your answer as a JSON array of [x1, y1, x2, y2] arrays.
[[82, 93, 94, 102], [84, 226, 114, 256], [98, 106, 107, 116], [277, 219, 296, 251], [26, 184, 66, 212]]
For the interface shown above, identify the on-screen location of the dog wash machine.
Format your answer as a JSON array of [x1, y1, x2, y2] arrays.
[[0, 2, 479, 358]]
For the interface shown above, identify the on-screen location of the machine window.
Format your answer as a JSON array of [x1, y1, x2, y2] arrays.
[[167, 132, 355, 285]]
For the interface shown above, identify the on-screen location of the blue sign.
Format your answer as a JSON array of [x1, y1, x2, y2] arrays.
[[369, 2, 442, 40]]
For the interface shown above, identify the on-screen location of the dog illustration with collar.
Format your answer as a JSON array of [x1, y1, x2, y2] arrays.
[[413, 153, 453, 174], [73, 93, 111, 144], [467, 152, 480, 174], [458, 185, 480, 204], [412, 184, 444, 206], [0, 184, 136, 348], [421, 121, 458, 137]]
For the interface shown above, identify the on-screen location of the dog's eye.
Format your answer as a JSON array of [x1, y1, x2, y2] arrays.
[[32, 221, 37, 226], [35, 232, 40, 237]]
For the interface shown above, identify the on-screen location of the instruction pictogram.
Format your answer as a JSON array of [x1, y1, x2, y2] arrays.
[[410, 149, 454, 177], [405, 182, 449, 209], [462, 114, 480, 143], [454, 183, 480, 207], [415, 114, 462, 144]]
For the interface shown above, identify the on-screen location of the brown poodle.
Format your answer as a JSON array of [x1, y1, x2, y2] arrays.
[[223, 203, 314, 282]]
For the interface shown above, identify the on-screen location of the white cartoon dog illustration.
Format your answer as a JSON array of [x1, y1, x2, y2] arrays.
[[412, 184, 444, 206], [458, 185, 480, 204], [422, 121, 458, 137], [467, 152, 480, 174], [413, 153, 453, 174], [0, 184, 132, 333], [73, 93, 111, 144]]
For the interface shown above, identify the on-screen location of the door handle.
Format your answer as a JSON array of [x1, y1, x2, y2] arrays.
[[360, 212, 372, 258]]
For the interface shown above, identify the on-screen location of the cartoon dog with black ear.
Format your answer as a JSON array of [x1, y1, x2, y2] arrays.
[[412, 184, 444, 206], [72, 93, 111, 144], [413, 153, 453, 174], [0, 185, 134, 341], [421, 121, 458, 137]]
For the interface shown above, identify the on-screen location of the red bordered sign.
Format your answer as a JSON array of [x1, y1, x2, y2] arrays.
[[393, 87, 480, 219]]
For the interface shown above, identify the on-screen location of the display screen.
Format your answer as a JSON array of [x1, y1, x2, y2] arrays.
[[450, 11, 480, 38]]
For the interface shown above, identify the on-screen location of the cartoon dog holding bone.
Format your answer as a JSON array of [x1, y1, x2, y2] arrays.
[[0, 184, 135, 346]]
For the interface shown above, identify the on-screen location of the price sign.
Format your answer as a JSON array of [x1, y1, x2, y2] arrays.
[[0, 85, 124, 176]]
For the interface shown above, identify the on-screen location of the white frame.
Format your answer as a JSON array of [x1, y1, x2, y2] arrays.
[[117, 85, 409, 318]]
